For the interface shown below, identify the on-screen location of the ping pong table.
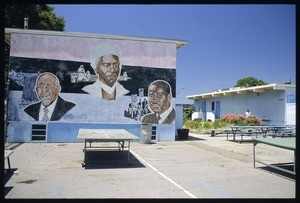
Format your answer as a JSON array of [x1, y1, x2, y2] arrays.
[[252, 137, 296, 175], [77, 129, 139, 166]]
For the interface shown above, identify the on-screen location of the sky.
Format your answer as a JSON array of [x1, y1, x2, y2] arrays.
[[52, 4, 296, 102]]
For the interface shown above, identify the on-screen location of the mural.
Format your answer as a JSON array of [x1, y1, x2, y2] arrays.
[[82, 42, 129, 100], [123, 91, 151, 122], [141, 80, 175, 124], [23, 72, 76, 121], [8, 34, 176, 125]]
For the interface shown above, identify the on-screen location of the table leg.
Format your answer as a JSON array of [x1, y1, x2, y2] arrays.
[[118, 142, 121, 151], [253, 141, 257, 168], [233, 130, 236, 141], [83, 139, 87, 167], [7, 157, 11, 171], [294, 150, 296, 174], [128, 141, 131, 162]]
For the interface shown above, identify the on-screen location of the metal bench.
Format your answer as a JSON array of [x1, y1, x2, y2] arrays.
[[225, 129, 243, 141], [236, 132, 262, 143], [265, 128, 296, 138], [5, 150, 14, 171], [210, 129, 234, 139]]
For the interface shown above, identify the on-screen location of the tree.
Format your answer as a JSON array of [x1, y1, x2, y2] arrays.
[[183, 105, 194, 122], [234, 77, 267, 87], [5, 4, 65, 31]]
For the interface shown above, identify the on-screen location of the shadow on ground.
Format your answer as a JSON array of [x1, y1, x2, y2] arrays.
[[4, 168, 17, 196], [5, 143, 24, 150], [257, 163, 295, 181], [83, 150, 145, 169], [175, 135, 206, 141], [228, 139, 255, 144]]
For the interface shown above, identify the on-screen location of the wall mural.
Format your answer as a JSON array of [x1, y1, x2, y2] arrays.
[[8, 36, 176, 124], [82, 42, 129, 100], [23, 72, 76, 121], [141, 80, 175, 124]]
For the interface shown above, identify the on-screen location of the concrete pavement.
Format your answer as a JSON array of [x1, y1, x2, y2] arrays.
[[4, 133, 296, 199]]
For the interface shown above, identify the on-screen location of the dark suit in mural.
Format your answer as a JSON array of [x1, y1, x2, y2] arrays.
[[23, 72, 76, 121], [142, 108, 175, 124], [24, 96, 76, 121], [141, 80, 175, 124]]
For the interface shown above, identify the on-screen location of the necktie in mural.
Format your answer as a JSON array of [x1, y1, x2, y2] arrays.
[[42, 107, 49, 122], [156, 114, 161, 123]]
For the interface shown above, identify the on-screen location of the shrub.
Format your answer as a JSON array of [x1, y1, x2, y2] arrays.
[[184, 119, 203, 129], [222, 114, 245, 125], [245, 115, 261, 126], [203, 121, 213, 129], [212, 119, 228, 129], [222, 114, 261, 126]]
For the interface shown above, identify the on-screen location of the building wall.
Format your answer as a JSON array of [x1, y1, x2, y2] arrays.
[[175, 104, 183, 132], [194, 88, 295, 125], [285, 103, 295, 125], [7, 32, 178, 142], [285, 87, 296, 125]]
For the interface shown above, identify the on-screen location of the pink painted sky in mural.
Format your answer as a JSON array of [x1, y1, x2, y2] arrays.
[[52, 4, 295, 101], [10, 34, 176, 68]]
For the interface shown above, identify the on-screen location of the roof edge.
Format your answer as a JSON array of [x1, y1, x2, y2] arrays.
[[186, 83, 296, 100], [5, 28, 188, 50]]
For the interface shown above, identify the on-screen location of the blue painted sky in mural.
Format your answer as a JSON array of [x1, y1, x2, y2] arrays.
[[52, 4, 295, 101]]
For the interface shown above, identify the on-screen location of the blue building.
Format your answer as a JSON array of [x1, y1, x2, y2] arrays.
[[187, 83, 296, 125]]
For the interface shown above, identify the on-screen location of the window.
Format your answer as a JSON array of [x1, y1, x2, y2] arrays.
[[211, 101, 215, 111]]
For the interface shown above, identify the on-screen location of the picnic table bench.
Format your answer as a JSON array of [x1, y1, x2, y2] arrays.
[[228, 125, 295, 143], [264, 128, 296, 138], [5, 150, 14, 171], [235, 131, 263, 143], [210, 128, 235, 138]]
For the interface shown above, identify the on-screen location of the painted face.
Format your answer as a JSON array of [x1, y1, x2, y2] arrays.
[[36, 74, 60, 107], [97, 54, 120, 87], [148, 84, 171, 114]]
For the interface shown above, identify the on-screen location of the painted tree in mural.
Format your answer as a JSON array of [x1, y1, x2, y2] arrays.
[[5, 4, 65, 31], [234, 77, 267, 87]]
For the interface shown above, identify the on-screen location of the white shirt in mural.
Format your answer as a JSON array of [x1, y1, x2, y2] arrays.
[[82, 79, 129, 100]]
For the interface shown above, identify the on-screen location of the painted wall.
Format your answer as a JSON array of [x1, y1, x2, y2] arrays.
[[285, 103, 295, 125], [175, 104, 183, 132], [285, 87, 296, 125], [193, 88, 295, 125], [7, 32, 178, 142]]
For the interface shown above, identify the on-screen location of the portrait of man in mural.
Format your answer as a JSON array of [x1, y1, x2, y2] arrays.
[[82, 42, 129, 100], [141, 80, 175, 124], [24, 72, 76, 121]]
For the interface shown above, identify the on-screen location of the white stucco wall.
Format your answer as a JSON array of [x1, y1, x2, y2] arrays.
[[285, 103, 295, 125], [175, 104, 184, 132], [194, 89, 293, 125]]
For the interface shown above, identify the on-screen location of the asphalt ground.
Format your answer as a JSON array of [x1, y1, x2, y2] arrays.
[[3, 133, 296, 199]]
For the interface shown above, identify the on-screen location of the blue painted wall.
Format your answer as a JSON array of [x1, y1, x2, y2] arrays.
[[47, 123, 141, 142]]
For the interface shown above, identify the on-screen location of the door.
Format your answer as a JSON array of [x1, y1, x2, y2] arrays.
[[215, 101, 220, 119]]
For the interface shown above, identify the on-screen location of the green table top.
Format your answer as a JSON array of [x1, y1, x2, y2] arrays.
[[252, 137, 295, 150]]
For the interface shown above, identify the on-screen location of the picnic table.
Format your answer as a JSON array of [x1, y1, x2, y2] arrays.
[[77, 129, 139, 166], [263, 125, 295, 137], [252, 137, 296, 175], [228, 125, 295, 143], [228, 126, 265, 142]]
